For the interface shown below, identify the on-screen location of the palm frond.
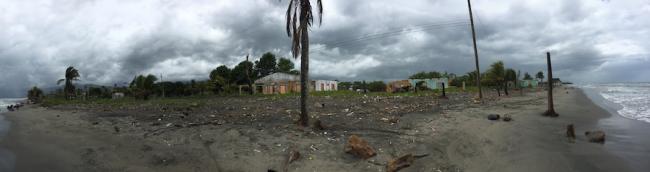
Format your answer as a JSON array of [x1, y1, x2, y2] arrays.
[[57, 79, 65, 85], [317, 0, 323, 25]]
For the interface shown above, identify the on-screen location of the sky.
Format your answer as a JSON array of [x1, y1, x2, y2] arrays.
[[1, 0, 649, 97]]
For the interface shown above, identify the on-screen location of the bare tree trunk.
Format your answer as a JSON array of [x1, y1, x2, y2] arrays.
[[545, 52, 558, 117], [299, 25, 310, 127]]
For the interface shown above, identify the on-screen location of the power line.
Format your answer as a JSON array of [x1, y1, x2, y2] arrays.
[[311, 21, 469, 52]]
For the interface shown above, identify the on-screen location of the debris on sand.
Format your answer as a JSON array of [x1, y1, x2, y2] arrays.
[[344, 135, 376, 159], [386, 154, 415, 172], [585, 130, 606, 143], [288, 150, 300, 164], [313, 119, 325, 130], [502, 114, 512, 122], [566, 124, 576, 141], [283, 150, 301, 172], [487, 114, 500, 120], [386, 154, 429, 172]]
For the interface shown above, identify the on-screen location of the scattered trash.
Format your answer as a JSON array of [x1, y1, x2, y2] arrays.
[[310, 144, 318, 151], [502, 114, 512, 121], [344, 135, 376, 159], [585, 130, 606, 143]]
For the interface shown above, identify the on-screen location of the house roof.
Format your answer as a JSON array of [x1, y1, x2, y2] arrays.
[[254, 72, 299, 83]]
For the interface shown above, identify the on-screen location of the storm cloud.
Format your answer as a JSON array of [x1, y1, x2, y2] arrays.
[[1, 0, 649, 97]]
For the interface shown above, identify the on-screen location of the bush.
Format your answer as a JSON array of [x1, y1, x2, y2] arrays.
[[27, 86, 44, 103]]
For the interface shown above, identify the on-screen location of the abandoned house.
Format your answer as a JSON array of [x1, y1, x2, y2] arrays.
[[314, 80, 338, 91], [254, 73, 338, 94], [386, 78, 449, 93]]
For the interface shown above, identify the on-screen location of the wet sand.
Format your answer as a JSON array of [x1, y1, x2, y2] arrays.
[[0, 88, 635, 172]]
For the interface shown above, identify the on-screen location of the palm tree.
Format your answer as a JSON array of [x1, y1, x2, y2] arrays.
[[285, 0, 323, 127], [57, 66, 80, 100], [504, 68, 517, 96]]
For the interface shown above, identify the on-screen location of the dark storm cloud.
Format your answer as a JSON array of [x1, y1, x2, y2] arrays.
[[1, 0, 650, 97]]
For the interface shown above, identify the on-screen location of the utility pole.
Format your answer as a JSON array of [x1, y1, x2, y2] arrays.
[[545, 52, 558, 117], [160, 74, 165, 98], [467, 0, 482, 99], [245, 54, 253, 95]]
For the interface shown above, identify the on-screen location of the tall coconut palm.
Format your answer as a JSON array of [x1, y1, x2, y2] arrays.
[[57, 66, 80, 100], [286, 0, 323, 127]]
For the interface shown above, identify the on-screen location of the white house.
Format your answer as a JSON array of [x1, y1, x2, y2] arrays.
[[313, 80, 338, 91]]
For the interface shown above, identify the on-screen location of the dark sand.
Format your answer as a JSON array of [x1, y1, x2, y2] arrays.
[[0, 87, 638, 172], [581, 88, 650, 171]]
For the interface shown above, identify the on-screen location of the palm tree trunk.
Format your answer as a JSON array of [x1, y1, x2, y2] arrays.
[[504, 82, 509, 95], [299, 25, 310, 127]]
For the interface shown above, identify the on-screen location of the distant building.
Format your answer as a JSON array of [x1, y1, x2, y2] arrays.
[[386, 78, 449, 93], [253, 73, 338, 94], [552, 78, 562, 87], [313, 80, 338, 91], [386, 80, 411, 93], [408, 78, 449, 90], [520, 79, 538, 88], [254, 73, 301, 94]]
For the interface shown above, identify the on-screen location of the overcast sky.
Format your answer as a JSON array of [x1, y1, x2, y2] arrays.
[[1, 0, 649, 97]]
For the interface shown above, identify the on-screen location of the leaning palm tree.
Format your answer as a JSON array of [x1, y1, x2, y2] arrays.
[[57, 66, 80, 100], [285, 0, 323, 127]]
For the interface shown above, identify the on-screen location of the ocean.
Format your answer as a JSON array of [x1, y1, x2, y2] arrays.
[[581, 83, 650, 124], [581, 83, 650, 171]]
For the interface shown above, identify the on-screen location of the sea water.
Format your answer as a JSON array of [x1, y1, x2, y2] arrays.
[[582, 83, 650, 123]]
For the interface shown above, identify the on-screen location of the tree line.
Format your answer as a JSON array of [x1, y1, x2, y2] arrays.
[[39, 52, 300, 100]]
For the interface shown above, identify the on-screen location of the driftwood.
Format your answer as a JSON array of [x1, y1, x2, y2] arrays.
[[283, 149, 300, 172], [386, 154, 430, 172], [566, 124, 576, 141]]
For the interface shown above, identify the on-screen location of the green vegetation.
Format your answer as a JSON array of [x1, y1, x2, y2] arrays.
[[254, 52, 278, 77], [56, 66, 80, 100], [129, 74, 158, 100], [409, 71, 442, 79], [536, 71, 544, 82], [27, 86, 44, 103]]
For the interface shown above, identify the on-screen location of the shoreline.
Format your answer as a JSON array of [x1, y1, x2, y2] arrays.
[[0, 88, 640, 171], [580, 87, 650, 171]]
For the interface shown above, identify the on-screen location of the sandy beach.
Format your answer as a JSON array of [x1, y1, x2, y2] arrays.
[[0, 87, 635, 172]]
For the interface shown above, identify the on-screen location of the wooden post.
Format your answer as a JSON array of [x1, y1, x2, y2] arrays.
[[441, 82, 446, 98], [467, 0, 482, 99], [545, 52, 558, 117]]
